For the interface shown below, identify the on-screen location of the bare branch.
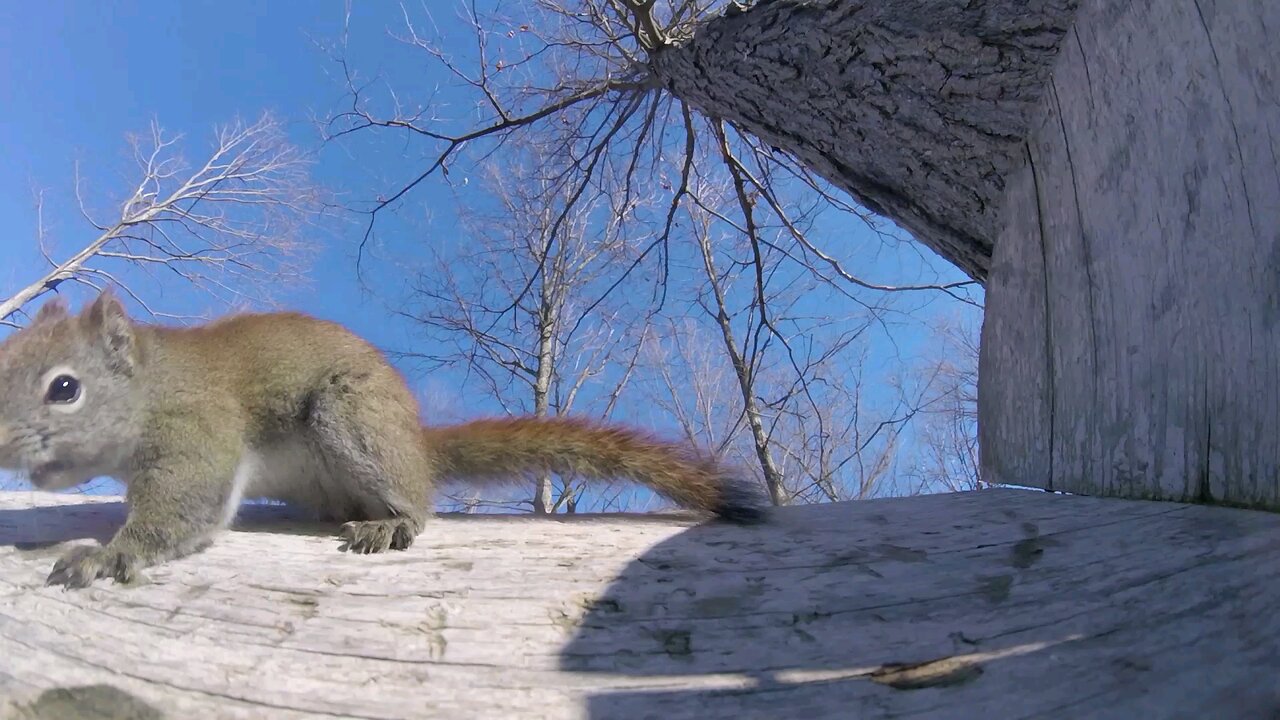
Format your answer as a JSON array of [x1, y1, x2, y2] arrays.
[[902, 313, 984, 493], [1, 113, 319, 323]]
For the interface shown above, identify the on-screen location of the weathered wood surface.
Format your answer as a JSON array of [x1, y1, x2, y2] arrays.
[[1, 489, 1278, 719], [980, 0, 1280, 508], [652, 0, 1080, 281]]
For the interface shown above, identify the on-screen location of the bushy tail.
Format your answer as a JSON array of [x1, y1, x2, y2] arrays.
[[421, 416, 766, 523]]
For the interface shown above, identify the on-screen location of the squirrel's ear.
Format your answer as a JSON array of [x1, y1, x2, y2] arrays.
[[82, 290, 136, 375], [33, 297, 68, 324]]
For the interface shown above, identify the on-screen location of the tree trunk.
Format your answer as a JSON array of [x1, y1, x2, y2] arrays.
[[532, 296, 558, 515], [661, 0, 1280, 509], [693, 220, 788, 505], [651, 0, 1079, 282]]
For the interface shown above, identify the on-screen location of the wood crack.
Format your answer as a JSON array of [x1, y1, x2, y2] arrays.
[[1193, 0, 1259, 238]]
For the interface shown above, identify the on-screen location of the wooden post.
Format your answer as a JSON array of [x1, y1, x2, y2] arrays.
[[980, 0, 1280, 507]]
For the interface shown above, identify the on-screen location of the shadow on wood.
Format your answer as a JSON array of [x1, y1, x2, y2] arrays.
[[560, 490, 1280, 718], [0, 500, 125, 549], [0, 497, 341, 552]]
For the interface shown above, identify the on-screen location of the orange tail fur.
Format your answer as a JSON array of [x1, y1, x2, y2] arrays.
[[421, 416, 765, 522]]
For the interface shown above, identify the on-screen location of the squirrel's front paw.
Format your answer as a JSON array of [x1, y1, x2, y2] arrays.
[[46, 545, 143, 589], [339, 519, 419, 554]]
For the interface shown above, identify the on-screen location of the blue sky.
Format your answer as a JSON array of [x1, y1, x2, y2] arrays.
[[1, 1, 411, 336], [0, 1, 982, 505]]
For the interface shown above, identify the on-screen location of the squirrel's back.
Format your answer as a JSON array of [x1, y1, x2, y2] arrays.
[[141, 311, 415, 432]]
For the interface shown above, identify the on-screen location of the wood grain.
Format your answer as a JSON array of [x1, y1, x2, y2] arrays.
[[2, 489, 1277, 718], [981, 0, 1280, 507]]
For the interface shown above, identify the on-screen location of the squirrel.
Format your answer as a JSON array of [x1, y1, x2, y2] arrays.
[[0, 291, 765, 589]]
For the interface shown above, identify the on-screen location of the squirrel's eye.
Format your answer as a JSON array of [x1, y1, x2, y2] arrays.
[[45, 374, 81, 404]]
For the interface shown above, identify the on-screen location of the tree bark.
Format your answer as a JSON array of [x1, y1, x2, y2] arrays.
[[651, 0, 1079, 282], [692, 214, 787, 505], [532, 282, 560, 515]]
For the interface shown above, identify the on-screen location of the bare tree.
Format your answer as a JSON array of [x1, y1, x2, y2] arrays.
[[906, 314, 982, 494], [641, 317, 736, 456], [770, 344, 921, 503], [394, 139, 652, 514], [641, 309, 925, 506], [685, 173, 787, 504], [1, 113, 319, 325], [628, 118, 929, 505], [318, 2, 985, 509], [322, 1, 979, 308]]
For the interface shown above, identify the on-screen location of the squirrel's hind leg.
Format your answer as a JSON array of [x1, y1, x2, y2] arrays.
[[306, 368, 434, 554]]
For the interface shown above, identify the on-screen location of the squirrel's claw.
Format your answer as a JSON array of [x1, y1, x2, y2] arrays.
[[46, 545, 142, 589], [338, 518, 418, 554]]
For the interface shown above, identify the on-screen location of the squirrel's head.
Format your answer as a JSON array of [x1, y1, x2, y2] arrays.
[[0, 291, 144, 489]]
